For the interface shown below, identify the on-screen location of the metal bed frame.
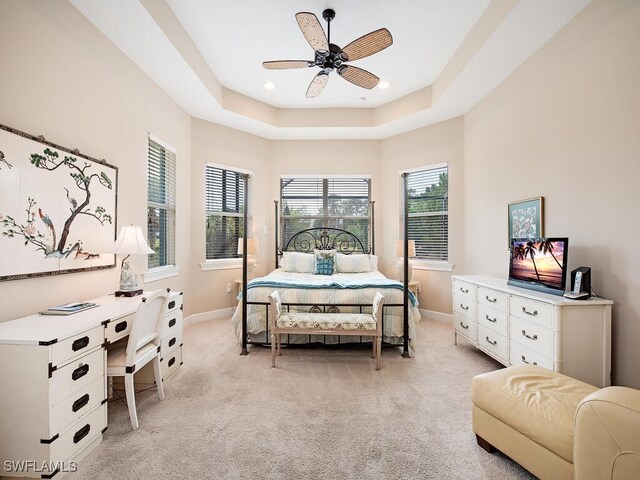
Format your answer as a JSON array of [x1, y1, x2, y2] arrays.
[[239, 177, 412, 357]]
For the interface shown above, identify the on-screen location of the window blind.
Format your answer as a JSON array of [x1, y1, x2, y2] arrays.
[[205, 165, 246, 260], [280, 177, 371, 251], [147, 138, 176, 269], [406, 165, 448, 261]]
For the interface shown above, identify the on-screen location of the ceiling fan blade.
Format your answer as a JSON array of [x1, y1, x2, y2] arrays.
[[295, 12, 329, 52], [263, 60, 314, 70], [341, 28, 393, 61], [338, 65, 379, 90], [306, 72, 329, 98]]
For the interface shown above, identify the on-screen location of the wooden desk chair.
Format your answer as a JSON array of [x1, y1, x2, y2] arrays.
[[107, 290, 168, 430]]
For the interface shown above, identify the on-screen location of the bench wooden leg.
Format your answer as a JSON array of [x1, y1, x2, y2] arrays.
[[476, 434, 496, 453], [271, 333, 277, 367], [371, 337, 376, 359], [277, 333, 282, 356], [375, 335, 382, 370]]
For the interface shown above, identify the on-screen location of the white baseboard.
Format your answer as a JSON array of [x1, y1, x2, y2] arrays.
[[184, 307, 235, 326], [420, 309, 453, 323]]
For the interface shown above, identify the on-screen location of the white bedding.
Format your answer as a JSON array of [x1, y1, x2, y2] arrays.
[[230, 269, 421, 348]]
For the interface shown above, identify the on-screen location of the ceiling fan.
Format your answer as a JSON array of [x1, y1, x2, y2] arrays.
[[262, 9, 393, 98]]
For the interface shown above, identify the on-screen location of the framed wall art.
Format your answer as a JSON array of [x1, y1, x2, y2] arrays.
[[0, 123, 117, 281], [507, 196, 544, 248]]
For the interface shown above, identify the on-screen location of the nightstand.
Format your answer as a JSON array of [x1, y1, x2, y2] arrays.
[[408, 280, 421, 296], [235, 279, 243, 304]]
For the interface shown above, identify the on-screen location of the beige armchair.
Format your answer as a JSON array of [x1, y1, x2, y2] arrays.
[[574, 387, 640, 480]]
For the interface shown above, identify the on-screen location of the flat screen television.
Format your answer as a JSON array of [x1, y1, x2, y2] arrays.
[[508, 237, 568, 296]]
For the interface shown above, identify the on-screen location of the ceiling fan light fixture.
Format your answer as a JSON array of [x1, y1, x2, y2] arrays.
[[378, 81, 390, 89], [264, 81, 276, 90]]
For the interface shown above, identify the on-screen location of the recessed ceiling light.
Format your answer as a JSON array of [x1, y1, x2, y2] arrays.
[[378, 81, 390, 89], [264, 81, 275, 90], [359, 97, 367, 101]]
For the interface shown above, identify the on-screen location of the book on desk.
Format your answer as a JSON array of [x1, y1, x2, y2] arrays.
[[39, 302, 99, 315]]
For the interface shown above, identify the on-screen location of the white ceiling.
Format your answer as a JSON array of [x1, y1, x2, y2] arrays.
[[70, 0, 592, 140]]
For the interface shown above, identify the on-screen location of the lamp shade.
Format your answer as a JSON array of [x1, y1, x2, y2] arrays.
[[394, 239, 416, 258], [112, 225, 155, 255], [238, 238, 260, 256]]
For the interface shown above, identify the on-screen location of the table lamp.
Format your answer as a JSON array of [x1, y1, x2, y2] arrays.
[[238, 238, 260, 279], [394, 239, 416, 282], [112, 225, 154, 297]]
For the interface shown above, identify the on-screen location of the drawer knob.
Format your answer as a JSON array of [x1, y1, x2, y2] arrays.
[[115, 321, 128, 333], [522, 306, 538, 316], [459, 322, 469, 330], [72, 363, 90, 381], [168, 337, 176, 348], [168, 357, 176, 367], [73, 424, 91, 444], [460, 304, 469, 311], [460, 287, 469, 294], [72, 336, 89, 352], [521, 329, 538, 341], [521, 355, 538, 366], [168, 318, 176, 328], [485, 336, 497, 346], [72, 393, 90, 413], [486, 296, 497, 303], [485, 314, 497, 323]]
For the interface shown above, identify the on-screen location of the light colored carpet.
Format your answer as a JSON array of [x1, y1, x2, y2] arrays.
[[71, 318, 535, 480]]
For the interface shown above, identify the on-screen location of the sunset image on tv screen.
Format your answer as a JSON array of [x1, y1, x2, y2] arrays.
[[511, 239, 565, 288]]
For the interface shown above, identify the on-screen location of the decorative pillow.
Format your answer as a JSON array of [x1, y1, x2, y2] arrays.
[[281, 252, 315, 273], [313, 249, 336, 275], [336, 253, 372, 273], [369, 254, 379, 271]]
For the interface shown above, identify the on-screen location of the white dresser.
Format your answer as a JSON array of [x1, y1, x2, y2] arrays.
[[452, 275, 612, 387], [0, 290, 183, 479]]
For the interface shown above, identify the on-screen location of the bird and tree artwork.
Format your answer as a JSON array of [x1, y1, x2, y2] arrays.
[[0, 124, 117, 281], [507, 196, 544, 249]]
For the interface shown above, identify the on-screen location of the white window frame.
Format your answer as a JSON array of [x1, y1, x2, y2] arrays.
[[401, 163, 453, 272], [200, 162, 253, 271], [143, 134, 180, 283]]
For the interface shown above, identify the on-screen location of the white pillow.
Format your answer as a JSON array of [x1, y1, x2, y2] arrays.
[[369, 254, 379, 271], [281, 252, 315, 273], [336, 253, 372, 273]]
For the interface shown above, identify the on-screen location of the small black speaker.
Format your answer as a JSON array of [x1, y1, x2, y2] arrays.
[[570, 267, 591, 295]]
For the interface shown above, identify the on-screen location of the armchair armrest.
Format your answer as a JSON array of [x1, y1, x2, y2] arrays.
[[574, 386, 640, 480]]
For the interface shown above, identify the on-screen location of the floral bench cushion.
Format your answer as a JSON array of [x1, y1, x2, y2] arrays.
[[277, 313, 377, 331]]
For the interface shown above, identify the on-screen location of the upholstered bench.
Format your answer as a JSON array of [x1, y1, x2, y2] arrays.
[[471, 364, 640, 480], [267, 291, 384, 370]]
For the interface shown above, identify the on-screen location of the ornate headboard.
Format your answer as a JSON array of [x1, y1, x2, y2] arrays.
[[281, 227, 371, 255]]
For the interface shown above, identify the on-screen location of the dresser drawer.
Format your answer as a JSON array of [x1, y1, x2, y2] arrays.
[[454, 313, 477, 342], [510, 295, 553, 328], [105, 314, 134, 345], [50, 376, 105, 437], [166, 293, 183, 314], [509, 339, 553, 370], [161, 329, 183, 356], [478, 325, 508, 363], [454, 295, 476, 320], [161, 346, 182, 380], [161, 310, 183, 338], [478, 287, 508, 312], [51, 347, 104, 405], [453, 280, 477, 300], [509, 316, 552, 357], [50, 403, 107, 463], [51, 326, 104, 368], [477, 304, 508, 337]]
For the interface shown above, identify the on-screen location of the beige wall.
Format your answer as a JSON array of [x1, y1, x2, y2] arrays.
[[380, 118, 465, 314], [463, 0, 640, 387], [0, 0, 192, 320]]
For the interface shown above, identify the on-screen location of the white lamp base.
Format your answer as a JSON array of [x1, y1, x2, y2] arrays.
[[396, 262, 413, 283]]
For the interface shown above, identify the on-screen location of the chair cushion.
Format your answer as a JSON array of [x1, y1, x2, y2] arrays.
[[277, 313, 376, 330], [471, 364, 598, 463], [107, 341, 158, 371]]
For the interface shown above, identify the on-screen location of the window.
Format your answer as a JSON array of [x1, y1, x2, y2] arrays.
[[205, 164, 247, 260], [405, 164, 448, 262], [147, 136, 176, 270], [280, 176, 371, 251]]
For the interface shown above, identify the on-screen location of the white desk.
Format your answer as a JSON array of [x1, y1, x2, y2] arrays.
[[0, 290, 183, 479]]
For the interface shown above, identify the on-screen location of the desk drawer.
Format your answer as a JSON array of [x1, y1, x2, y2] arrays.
[[162, 310, 183, 338], [478, 287, 508, 312], [167, 294, 183, 314], [51, 326, 104, 368], [105, 314, 133, 344], [161, 329, 183, 356], [454, 313, 477, 342], [509, 340, 553, 370], [478, 304, 508, 337], [509, 316, 552, 357], [50, 376, 105, 437], [51, 348, 104, 405], [478, 325, 508, 363], [50, 403, 106, 463], [453, 280, 477, 300], [161, 347, 182, 380], [510, 296, 553, 328]]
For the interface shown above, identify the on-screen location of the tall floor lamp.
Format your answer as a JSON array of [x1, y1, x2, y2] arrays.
[[112, 225, 155, 297]]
